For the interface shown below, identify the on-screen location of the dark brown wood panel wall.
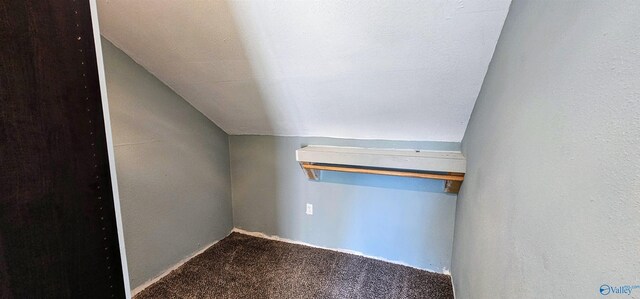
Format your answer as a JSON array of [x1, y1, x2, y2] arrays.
[[0, 1, 126, 298]]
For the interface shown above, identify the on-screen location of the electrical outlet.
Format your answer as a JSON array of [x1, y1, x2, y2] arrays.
[[306, 203, 313, 215]]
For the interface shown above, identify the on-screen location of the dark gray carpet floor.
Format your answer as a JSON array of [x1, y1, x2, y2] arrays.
[[135, 232, 454, 299]]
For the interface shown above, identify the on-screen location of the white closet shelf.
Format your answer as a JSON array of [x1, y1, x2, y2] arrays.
[[295, 145, 466, 193]]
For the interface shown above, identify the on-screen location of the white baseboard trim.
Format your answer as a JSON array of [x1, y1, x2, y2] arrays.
[[232, 228, 450, 275], [450, 272, 457, 298], [130, 229, 233, 296]]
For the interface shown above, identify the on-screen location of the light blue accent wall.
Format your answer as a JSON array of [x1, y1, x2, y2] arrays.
[[452, 1, 640, 298], [230, 135, 459, 272]]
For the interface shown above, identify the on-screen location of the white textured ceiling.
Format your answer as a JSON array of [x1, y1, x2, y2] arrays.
[[98, 0, 510, 142]]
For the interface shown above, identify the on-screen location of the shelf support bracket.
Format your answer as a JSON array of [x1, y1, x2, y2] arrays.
[[300, 162, 320, 180], [444, 172, 465, 193]]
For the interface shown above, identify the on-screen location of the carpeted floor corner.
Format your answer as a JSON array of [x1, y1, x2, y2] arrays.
[[135, 232, 454, 299]]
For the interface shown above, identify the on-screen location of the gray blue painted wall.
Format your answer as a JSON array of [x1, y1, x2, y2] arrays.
[[230, 135, 459, 272], [102, 38, 233, 289], [452, 1, 640, 298]]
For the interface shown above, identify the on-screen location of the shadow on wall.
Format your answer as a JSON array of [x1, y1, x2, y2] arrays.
[[319, 171, 445, 192]]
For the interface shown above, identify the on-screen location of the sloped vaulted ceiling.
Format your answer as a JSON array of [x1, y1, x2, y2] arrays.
[[97, 0, 510, 142]]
